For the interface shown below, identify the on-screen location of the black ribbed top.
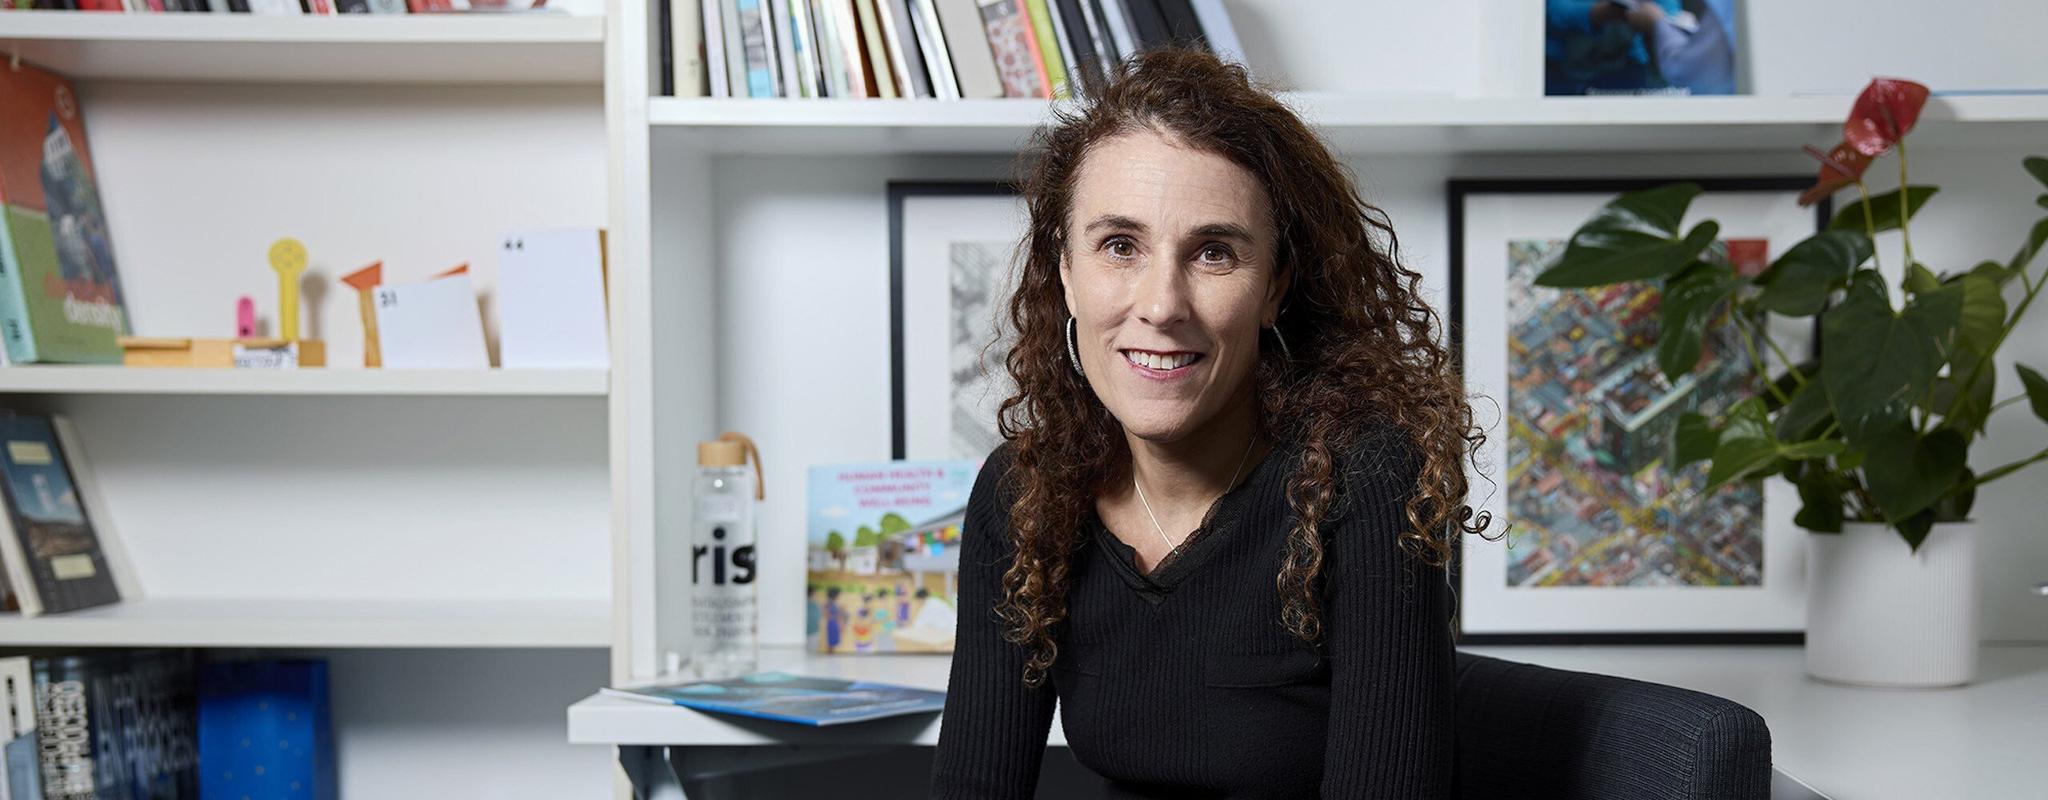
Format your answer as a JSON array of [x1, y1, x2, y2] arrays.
[[930, 423, 1457, 799]]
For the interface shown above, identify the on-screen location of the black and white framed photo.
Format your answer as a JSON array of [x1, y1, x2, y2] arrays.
[[1448, 177, 1827, 642], [888, 181, 1029, 461]]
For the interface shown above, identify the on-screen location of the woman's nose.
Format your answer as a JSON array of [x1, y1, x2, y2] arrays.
[[1133, 257, 1191, 327]]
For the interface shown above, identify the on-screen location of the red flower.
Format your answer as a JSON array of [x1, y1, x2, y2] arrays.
[[1797, 140, 1874, 207], [1843, 78, 1931, 157]]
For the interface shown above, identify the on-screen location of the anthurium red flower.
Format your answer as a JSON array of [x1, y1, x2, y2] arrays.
[[1843, 78, 1931, 157], [1798, 141, 1874, 207]]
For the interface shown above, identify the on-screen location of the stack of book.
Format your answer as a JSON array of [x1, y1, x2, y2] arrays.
[[661, 0, 1246, 100]]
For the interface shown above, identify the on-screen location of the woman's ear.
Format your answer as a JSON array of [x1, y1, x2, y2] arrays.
[[1265, 262, 1292, 324], [1059, 249, 1077, 318]]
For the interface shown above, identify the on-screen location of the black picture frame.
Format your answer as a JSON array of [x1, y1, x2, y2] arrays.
[[1447, 176, 1829, 646], [887, 180, 1024, 461]]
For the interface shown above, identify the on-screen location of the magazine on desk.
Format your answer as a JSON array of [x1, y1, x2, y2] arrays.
[[602, 671, 946, 727]]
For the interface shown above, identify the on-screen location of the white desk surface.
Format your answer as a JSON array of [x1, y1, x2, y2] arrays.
[[568, 643, 2048, 799]]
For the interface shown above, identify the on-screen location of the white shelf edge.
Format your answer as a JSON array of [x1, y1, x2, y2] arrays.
[[648, 93, 2048, 128], [0, 10, 605, 45], [0, 366, 608, 396], [0, 596, 610, 648]]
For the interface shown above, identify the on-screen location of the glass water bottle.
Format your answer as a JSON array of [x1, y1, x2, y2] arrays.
[[691, 431, 763, 681]]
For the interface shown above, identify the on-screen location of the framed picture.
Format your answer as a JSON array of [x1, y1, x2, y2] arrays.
[[1449, 177, 1826, 643], [888, 181, 1029, 461]]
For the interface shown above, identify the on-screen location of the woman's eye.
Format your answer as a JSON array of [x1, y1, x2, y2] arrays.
[[1198, 245, 1236, 265], [1105, 238, 1136, 259]]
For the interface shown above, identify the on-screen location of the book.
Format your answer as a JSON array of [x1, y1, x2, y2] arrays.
[[822, 0, 869, 97], [496, 228, 609, 370], [198, 659, 334, 800], [977, 0, 1048, 97], [876, 0, 932, 99], [1120, 0, 1168, 49], [806, 459, 978, 654], [671, 0, 706, 97], [0, 413, 122, 618], [1054, 0, 1106, 98], [783, 0, 821, 98], [1091, 0, 1136, 64], [18, 650, 198, 800], [658, 0, 675, 96], [1021, 0, 1069, 99], [603, 672, 946, 727], [768, 0, 802, 97], [0, 62, 129, 365], [0, 656, 36, 800], [907, 0, 960, 99], [1154, 0, 1203, 46], [933, 0, 1003, 98], [720, 0, 751, 97], [735, 0, 779, 97], [702, 0, 730, 97], [852, 0, 898, 98]]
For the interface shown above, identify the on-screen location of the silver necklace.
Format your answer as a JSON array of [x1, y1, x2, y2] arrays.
[[1134, 432, 1259, 557]]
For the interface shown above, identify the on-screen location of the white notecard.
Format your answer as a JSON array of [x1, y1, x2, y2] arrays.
[[497, 228, 610, 369], [372, 273, 490, 369]]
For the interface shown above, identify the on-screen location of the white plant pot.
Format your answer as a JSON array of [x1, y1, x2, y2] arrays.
[[1805, 521, 1978, 688]]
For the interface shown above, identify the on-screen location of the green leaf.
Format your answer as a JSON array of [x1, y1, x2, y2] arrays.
[[1705, 399, 1780, 490], [1903, 262, 1941, 294], [1821, 272, 1962, 445], [1779, 439, 1847, 459], [2014, 217, 2048, 273], [1656, 265, 1735, 379], [1934, 467, 1976, 522], [1540, 219, 1722, 289], [1534, 184, 1702, 287], [1673, 412, 1718, 470], [1861, 423, 1967, 522], [1774, 381, 1834, 442], [1953, 275, 2007, 359], [1792, 469, 1848, 533], [1925, 358, 1996, 440], [2026, 156, 2048, 189], [1756, 231, 1874, 317], [2018, 363, 2048, 423], [1828, 185, 1939, 233], [1896, 510, 1938, 552], [1954, 260, 2015, 288]]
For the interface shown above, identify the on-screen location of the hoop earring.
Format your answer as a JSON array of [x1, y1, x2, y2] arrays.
[[1066, 315, 1085, 378], [1267, 324, 1293, 363]]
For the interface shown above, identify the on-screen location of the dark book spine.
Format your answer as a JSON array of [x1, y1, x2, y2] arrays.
[[1154, 0, 1205, 48], [659, 0, 676, 96], [1053, 0, 1104, 98], [335, 0, 369, 11], [1121, 0, 1170, 50], [229, 0, 250, 9]]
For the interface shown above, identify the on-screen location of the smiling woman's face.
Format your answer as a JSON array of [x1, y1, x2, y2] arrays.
[[1059, 129, 1285, 444]]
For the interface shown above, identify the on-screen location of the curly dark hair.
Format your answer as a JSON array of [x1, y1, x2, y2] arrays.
[[987, 47, 1492, 688]]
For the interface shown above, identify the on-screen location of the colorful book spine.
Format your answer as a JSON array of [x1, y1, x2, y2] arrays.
[[976, 0, 1048, 97], [1022, 0, 1069, 99], [735, 0, 777, 97], [852, 0, 898, 98]]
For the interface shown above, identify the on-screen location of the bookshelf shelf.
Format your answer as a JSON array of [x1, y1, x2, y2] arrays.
[[0, 10, 603, 84], [0, 596, 609, 648], [0, 366, 607, 396], [648, 93, 2048, 155]]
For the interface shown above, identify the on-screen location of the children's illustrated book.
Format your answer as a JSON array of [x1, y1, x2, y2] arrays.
[[0, 61, 129, 364], [0, 413, 121, 617], [806, 459, 978, 654], [602, 671, 946, 726]]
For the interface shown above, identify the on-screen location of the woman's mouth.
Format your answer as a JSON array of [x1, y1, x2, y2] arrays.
[[1121, 348, 1203, 380]]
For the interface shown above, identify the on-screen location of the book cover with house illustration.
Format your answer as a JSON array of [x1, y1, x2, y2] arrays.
[[807, 458, 979, 654]]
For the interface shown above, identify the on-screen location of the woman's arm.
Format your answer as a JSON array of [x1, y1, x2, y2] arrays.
[[1320, 432, 1458, 798], [930, 446, 1059, 800]]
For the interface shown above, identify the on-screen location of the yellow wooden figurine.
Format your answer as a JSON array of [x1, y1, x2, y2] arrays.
[[269, 237, 308, 341]]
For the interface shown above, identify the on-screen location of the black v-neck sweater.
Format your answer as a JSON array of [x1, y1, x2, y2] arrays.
[[930, 423, 1457, 799]]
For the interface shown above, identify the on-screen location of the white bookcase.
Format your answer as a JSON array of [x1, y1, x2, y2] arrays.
[[12, 0, 2043, 796], [0, 8, 615, 798], [589, 4, 2048, 793]]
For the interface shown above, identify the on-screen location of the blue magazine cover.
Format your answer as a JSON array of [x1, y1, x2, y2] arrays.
[[603, 672, 946, 727]]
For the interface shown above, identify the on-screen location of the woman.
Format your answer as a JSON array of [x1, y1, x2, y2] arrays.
[[930, 47, 1489, 799]]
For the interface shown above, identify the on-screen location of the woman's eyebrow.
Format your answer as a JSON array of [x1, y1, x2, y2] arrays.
[[1082, 215, 1256, 244]]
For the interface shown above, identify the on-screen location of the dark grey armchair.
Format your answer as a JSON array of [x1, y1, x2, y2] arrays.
[[1454, 652, 1773, 800]]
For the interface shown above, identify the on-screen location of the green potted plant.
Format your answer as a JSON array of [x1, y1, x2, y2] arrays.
[[1535, 78, 2048, 688]]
